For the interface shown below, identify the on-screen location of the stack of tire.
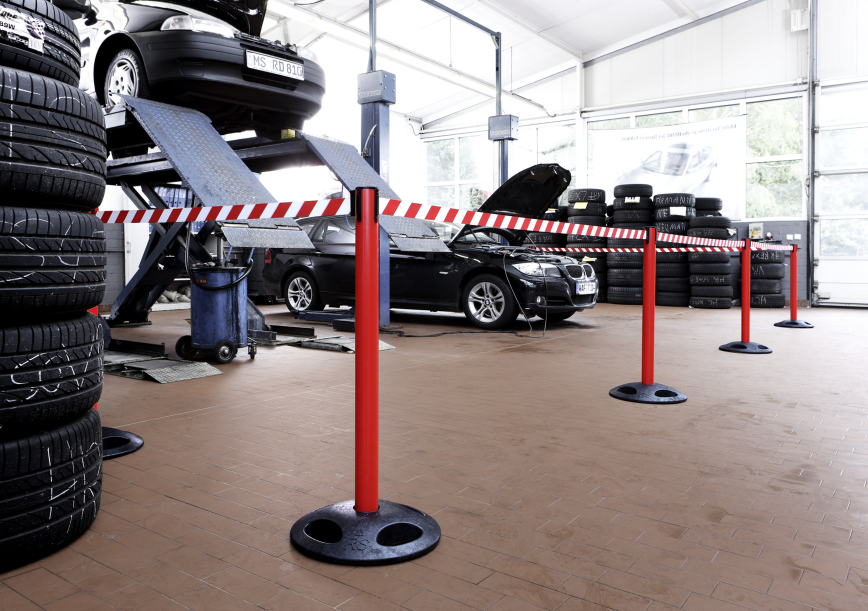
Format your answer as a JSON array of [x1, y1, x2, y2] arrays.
[[565, 189, 608, 300], [750, 250, 786, 308], [687, 198, 734, 309], [0, 0, 107, 571], [652, 193, 692, 307], [607, 184, 652, 305]]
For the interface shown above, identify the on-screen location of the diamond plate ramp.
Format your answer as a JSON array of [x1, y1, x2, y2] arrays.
[[301, 134, 399, 200]]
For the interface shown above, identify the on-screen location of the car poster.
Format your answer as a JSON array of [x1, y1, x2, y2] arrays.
[[592, 115, 746, 219], [0, 8, 44, 53]]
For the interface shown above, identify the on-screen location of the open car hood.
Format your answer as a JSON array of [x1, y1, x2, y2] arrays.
[[477, 164, 571, 218], [153, 0, 267, 35]]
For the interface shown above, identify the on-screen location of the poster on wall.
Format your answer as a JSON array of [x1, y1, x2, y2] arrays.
[[592, 116, 746, 219]]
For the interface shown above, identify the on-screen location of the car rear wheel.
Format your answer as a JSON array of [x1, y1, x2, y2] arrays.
[[462, 275, 518, 330], [284, 271, 322, 312]]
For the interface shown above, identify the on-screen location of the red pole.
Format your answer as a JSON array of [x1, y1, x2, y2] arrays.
[[355, 188, 379, 513], [641, 227, 656, 386], [790, 244, 798, 321], [741, 239, 751, 343]]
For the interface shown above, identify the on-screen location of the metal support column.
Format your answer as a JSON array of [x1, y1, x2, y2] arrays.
[[807, 0, 818, 305]]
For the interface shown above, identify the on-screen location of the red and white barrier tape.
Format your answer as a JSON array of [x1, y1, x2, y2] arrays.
[[535, 246, 743, 253]]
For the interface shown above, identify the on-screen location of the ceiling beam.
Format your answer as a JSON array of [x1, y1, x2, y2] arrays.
[[472, 0, 582, 60], [661, 0, 699, 20]]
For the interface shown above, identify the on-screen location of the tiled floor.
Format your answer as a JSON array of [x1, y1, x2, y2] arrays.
[[2, 303, 868, 611]]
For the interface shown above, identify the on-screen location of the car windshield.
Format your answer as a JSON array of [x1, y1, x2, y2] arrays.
[[422, 220, 501, 244]]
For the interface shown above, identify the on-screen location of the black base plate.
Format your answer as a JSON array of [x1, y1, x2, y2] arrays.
[[290, 500, 440, 565], [775, 319, 813, 329], [102, 427, 144, 459], [609, 382, 687, 404], [719, 341, 773, 354]]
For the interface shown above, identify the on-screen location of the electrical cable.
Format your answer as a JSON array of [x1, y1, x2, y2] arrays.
[[184, 225, 253, 291]]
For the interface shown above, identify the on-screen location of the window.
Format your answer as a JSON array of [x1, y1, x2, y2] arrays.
[[587, 117, 629, 172], [636, 111, 682, 128], [297, 219, 319, 237], [319, 218, 355, 244], [689, 105, 739, 122], [424, 135, 492, 210], [509, 123, 577, 204]]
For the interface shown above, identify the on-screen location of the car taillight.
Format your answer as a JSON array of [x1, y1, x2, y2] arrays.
[[264, 249, 272, 264]]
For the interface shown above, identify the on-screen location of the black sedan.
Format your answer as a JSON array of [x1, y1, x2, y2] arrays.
[[69, 0, 325, 138], [260, 164, 599, 329]]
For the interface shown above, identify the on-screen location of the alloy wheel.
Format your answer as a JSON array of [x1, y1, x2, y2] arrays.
[[287, 277, 313, 310], [467, 281, 505, 323], [108, 59, 137, 100]]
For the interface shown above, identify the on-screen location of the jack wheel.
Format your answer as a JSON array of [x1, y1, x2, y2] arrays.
[[175, 335, 196, 360], [214, 340, 237, 364], [248, 344, 257, 359]]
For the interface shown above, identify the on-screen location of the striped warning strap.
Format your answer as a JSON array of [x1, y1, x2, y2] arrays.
[[533, 247, 743, 253], [97, 198, 646, 240]]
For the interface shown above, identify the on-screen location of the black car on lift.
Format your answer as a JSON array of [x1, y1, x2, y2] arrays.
[[260, 165, 599, 329], [66, 0, 325, 139]]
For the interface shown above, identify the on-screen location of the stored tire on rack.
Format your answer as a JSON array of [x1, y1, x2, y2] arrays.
[[566, 234, 607, 244], [691, 285, 733, 298], [657, 277, 690, 292], [655, 207, 697, 221], [688, 252, 732, 264], [568, 188, 605, 203], [607, 252, 644, 268], [608, 268, 644, 287], [614, 184, 652, 198], [655, 221, 689, 235], [690, 216, 732, 229], [751, 279, 782, 294], [0, 69, 107, 211], [0, 207, 106, 313], [656, 263, 689, 278], [690, 296, 732, 309], [695, 197, 723, 211], [656, 252, 687, 263], [0, 0, 81, 87], [612, 197, 652, 211], [751, 250, 785, 263], [750, 293, 785, 308], [525, 232, 566, 246], [566, 202, 607, 216], [656, 292, 690, 307], [611, 222, 647, 231], [690, 274, 731, 286], [689, 263, 732, 275], [0, 313, 103, 436], [0, 408, 101, 572], [687, 228, 730, 240], [654, 193, 695, 208], [607, 238, 644, 248], [568, 215, 605, 227], [612, 210, 653, 224], [750, 263, 785, 279], [608, 286, 642, 305]]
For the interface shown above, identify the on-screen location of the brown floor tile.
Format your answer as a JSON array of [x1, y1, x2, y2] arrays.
[[57, 561, 134, 598], [416, 569, 504, 609], [403, 588, 480, 611], [557, 575, 652, 611], [336, 567, 423, 604], [478, 572, 569, 610], [155, 546, 230, 579], [42, 591, 116, 611], [0, 582, 46, 610], [126, 561, 201, 598], [3, 567, 80, 606], [279, 567, 360, 606], [173, 583, 260, 610]]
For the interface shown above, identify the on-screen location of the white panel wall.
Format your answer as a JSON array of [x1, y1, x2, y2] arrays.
[[585, 0, 809, 109], [818, 0, 868, 80]]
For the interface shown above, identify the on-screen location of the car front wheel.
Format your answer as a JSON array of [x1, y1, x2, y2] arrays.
[[462, 274, 519, 330], [104, 49, 151, 105], [284, 271, 323, 312]]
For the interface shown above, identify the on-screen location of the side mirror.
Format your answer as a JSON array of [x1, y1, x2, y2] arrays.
[[53, 0, 92, 20]]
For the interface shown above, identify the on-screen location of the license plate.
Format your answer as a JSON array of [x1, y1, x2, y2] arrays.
[[0, 8, 44, 53], [245, 51, 304, 80], [576, 282, 596, 295]]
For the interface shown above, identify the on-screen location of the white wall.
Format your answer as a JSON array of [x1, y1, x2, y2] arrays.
[[584, 0, 809, 109], [818, 0, 868, 80]]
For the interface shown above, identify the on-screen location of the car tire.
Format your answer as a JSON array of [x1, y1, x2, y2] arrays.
[[462, 274, 519, 330], [689, 263, 732, 275], [607, 238, 644, 248], [657, 277, 690, 293], [612, 210, 653, 224], [687, 228, 731, 240], [691, 285, 733, 298], [655, 207, 697, 221], [568, 189, 605, 203], [656, 252, 687, 263], [656, 292, 690, 307], [690, 274, 732, 286], [284, 270, 323, 312], [0, 69, 107, 211], [689, 296, 732, 309], [654, 194, 695, 208], [608, 268, 643, 287], [614, 184, 653, 198], [566, 235, 607, 244], [688, 252, 732, 264], [751, 279, 782, 294], [0, 0, 81, 87], [612, 197, 653, 211], [750, 293, 785, 308], [568, 215, 605, 227], [751, 250, 785, 264], [695, 197, 723, 211], [0, 312, 103, 437], [750, 263, 785, 279], [608, 286, 642, 305], [0, 409, 101, 572], [656, 263, 689, 278], [655, 221, 689, 235], [526, 232, 566, 246], [566, 202, 607, 216], [690, 216, 732, 229], [103, 48, 152, 107], [0, 207, 106, 313], [607, 252, 644, 268]]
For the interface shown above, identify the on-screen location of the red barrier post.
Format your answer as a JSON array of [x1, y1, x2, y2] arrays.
[[642, 227, 656, 386], [355, 187, 379, 513], [720, 238, 773, 353], [609, 227, 685, 404], [775, 243, 813, 328]]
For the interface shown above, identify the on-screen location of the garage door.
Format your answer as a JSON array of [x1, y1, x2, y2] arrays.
[[813, 79, 868, 306]]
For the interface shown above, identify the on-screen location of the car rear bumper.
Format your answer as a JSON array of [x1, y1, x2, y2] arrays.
[[132, 31, 325, 122]]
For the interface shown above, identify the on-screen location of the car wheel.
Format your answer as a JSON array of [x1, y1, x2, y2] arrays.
[[462, 274, 518, 330], [284, 271, 323, 312], [104, 49, 151, 106]]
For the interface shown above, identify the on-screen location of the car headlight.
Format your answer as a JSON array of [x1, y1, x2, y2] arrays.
[[295, 46, 318, 63], [161, 15, 237, 38], [583, 264, 596, 279], [512, 262, 559, 277]]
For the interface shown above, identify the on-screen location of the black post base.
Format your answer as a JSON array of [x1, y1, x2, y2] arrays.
[[102, 427, 144, 459], [609, 382, 687, 404], [774, 319, 813, 329], [290, 500, 440, 565], [719, 341, 773, 354]]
